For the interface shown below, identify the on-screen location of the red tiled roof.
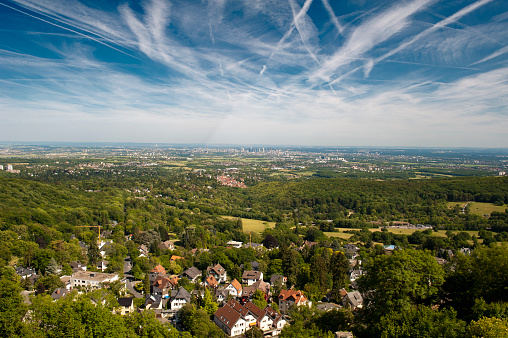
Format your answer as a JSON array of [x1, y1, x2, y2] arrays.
[[279, 289, 307, 303]]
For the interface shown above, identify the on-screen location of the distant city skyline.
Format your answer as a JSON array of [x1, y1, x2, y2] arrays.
[[0, 0, 507, 147]]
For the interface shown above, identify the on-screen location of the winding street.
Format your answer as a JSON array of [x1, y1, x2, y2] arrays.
[[124, 257, 143, 298]]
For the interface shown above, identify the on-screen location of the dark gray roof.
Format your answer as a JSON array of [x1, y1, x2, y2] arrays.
[[118, 297, 133, 307], [16, 266, 36, 276], [181, 266, 201, 280], [270, 274, 285, 284], [171, 287, 191, 302], [51, 288, 71, 300]]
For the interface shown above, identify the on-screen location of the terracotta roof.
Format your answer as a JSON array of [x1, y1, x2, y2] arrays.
[[207, 263, 225, 275], [151, 264, 166, 275], [206, 275, 219, 288], [170, 255, 183, 261], [279, 289, 307, 303], [229, 279, 242, 293]]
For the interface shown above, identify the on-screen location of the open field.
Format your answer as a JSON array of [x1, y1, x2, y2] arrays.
[[327, 227, 480, 239], [222, 216, 276, 233], [469, 202, 507, 215]]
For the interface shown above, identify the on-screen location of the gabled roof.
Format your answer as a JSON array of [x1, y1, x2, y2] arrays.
[[214, 303, 242, 330], [15, 266, 36, 276], [170, 255, 183, 261], [264, 306, 284, 324], [242, 270, 262, 280], [158, 240, 174, 250], [150, 264, 166, 275], [153, 275, 171, 289], [206, 275, 219, 288], [226, 299, 248, 316], [270, 274, 286, 284], [181, 266, 201, 280], [243, 301, 265, 320], [50, 288, 71, 300], [242, 279, 270, 297], [344, 291, 363, 308], [117, 297, 133, 308], [171, 287, 191, 301], [228, 279, 242, 293], [279, 289, 307, 303], [207, 263, 225, 275]]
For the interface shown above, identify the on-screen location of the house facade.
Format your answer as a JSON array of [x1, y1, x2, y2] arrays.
[[242, 270, 263, 286], [70, 271, 119, 289]]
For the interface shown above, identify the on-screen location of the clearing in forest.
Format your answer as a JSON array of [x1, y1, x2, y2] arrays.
[[222, 216, 276, 233]]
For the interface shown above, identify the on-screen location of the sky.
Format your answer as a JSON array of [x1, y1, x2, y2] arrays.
[[0, 0, 507, 147]]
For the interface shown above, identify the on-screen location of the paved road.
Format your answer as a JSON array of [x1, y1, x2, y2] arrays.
[[123, 257, 143, 298]]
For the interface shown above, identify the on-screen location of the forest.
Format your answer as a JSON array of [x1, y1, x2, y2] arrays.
[[0, 165, 507, 337]]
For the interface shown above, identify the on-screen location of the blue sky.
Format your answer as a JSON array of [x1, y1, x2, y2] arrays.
[[0, 0, 507, 146]]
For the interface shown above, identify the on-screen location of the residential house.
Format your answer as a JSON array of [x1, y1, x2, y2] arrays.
[[117, 297, 135, 315], [70, 261, 87, 273], [97, 260, 109, 272], [278, 289, 309, 314], [180, 267, 202, 283], [50, 288, 71, 301], [242, 270, 263, 286], [269, 275, 287, 286], [244, 302, 273, 332], [153, 275, 179, 298], [70, 271, 119, 289], [205, 275, 219, 288], [213, 300, 247, 337], [226, 241, 243, 248], [215, 288, 231, 304], [343, 291, 363, 310], [241, 280, 270, 300], [213, 299, 286, 337], [170, 255, 183, 262], [335, 332, 354, 338], [225, 279, 242, 298], [207, 263, 227, 283], [144, 294, 163, 311], [169, 287, 191, 310], [15, 266, 36, 279], [349, 269, 364, 282], [138, 244, 149, 257], [316, 303, 341, 312], [158, 240, 174, 251], [264, 306, 287, 335]]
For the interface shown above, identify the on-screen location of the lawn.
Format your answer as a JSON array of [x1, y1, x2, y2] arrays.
[[222, 216, 276, 233], [469, 202, 507, 216], [327, 227, 480, 239]]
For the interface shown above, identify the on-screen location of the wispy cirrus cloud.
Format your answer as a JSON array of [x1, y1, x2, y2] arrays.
[[0, 0, 506, 146]]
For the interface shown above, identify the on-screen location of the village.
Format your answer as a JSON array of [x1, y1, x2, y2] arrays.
[[15, 234, 369, 338]]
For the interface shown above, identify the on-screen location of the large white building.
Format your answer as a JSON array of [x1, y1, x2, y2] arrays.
[[70, 271, 119, 289]]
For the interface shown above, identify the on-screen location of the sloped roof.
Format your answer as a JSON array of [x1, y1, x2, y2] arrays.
[[150, 264, 166, 275], [171, 286, 191, 301], [242, 279, 270, 297], [243, 301, 265, 320], [181, 266, 201, 280], [206, 275, 219, 288], [228, 279, 242, 293], [226, 299, 248, 316], [207, 263, 225, 275], [214, 303, 242, 330], [242, 270, 262, 280], [279, 289, 307, 303], [118, 297, 133, 308]]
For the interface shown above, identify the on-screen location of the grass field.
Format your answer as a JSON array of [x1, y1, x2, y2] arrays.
[[222, 216, 276, 233], [469, 202, 507, 216], [326, 227, 480, 240]]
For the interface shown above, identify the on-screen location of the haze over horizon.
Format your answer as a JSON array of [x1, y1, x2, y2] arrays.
[[0, 0, 507, 147]]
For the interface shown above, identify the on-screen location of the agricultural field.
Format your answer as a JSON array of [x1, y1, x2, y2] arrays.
[[469, 202, 507, 216], [222, 216, 276, 233], [327, 227, 480, 240]]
